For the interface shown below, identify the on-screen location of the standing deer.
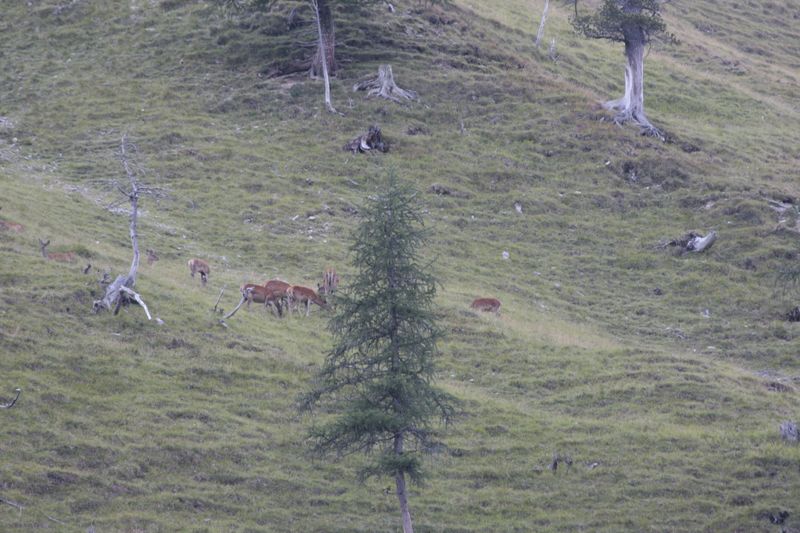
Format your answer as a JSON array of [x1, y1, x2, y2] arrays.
[[470, 297, 501, 314], [39, 239, 76, 263], [317, 267, 339, 297], [263, 279, 291, 316], [287, 285, 327, 317], [146, 249, 159, 266], [241, 282, 285, 317], [188, 258, 210, 286]]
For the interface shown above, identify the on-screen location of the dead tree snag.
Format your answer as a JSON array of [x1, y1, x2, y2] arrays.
[[344, 125, 387, 154], [93, 135, 160, 320], [353, 65, 417, 103]]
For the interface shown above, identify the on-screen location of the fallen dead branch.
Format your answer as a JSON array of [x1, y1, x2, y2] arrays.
[[0, 388, 21, 409], [223, 288, 251, 320]]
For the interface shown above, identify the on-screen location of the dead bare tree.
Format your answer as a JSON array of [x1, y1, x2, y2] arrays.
[[311, 0, 338, 113], [535, 0, 550, 48], [93, 135, 162, 320], [0, 388, 21, 409]]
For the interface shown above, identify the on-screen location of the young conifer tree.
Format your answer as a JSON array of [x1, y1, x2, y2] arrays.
[[301, 173, 456, 533]]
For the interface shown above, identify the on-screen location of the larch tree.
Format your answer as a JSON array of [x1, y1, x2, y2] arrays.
[[300, 173, 456, 533], [571, 0, 673, 139]]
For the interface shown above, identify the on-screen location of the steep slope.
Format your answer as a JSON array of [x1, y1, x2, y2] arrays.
[[1, 0, 799, 531]]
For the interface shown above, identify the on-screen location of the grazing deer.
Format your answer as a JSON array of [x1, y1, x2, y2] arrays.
[[188, 258, 210, 286], [263, 279, 291, 315], [0, 220, 24, 232], [146, 248, 159, 266], [241, 283, 285, 317], [39, 239, 76, 263], [317, 267, 339, 297], [470, 297, 501, 314], [287, 285, 327, 317]]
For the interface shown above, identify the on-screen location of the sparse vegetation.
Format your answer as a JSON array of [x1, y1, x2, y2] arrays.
[[1, 0, 799, 531]]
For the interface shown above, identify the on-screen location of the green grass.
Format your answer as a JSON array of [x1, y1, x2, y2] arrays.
[[1, 0, 799, 530]]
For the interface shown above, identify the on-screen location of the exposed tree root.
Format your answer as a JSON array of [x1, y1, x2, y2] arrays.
[[353, 65, 417, 103]]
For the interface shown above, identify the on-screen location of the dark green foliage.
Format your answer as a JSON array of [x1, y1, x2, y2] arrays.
[[302, 173, 456, 483], [570, 0, 670, 43]]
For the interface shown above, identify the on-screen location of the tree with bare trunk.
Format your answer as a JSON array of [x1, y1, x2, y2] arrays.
[[217, 0, 363, 112], [92, 135, 161, 320], [301, 173, 457, 533], [535, 0, 550, 49], [571, 0, 674, 139]]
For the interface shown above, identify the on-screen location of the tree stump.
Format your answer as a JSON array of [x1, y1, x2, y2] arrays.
[[344, 125, 388, 154], [353, 65, 417, 103]]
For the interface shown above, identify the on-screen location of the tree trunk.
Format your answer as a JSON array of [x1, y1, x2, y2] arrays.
[[535, 0, 550, 48], [603, 27, 663, 140], [394, 434, 413, 533], [352, 65, 417, 103], [311, 0, 337, 113], [310, 0, 335, 78]]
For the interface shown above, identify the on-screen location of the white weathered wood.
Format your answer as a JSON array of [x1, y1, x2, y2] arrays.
[[353, 65, 417, 103], [535, 0, 550, 48], [0, 388, 21, 409], [311, 0, 338, 114], [223, 289, 251, 320], [687, 230, 717, 252], [119, 286, 152, 320]]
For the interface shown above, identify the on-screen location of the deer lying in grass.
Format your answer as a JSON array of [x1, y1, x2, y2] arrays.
[[471, 297, 501, 314], [0, 220, 24, 232], [39, 239, 76, 263], [241, 282, 286, 317], [287, 285, 327, 317], [188, 258, 210, 286]]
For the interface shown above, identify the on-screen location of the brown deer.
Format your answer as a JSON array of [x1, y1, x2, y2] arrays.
[[188, 258, 210, 286], [146, 248, 159, 266], [317, 267, 339, 297], [263, 279, 291, 315], [241, 282, 285, 317], [287, 285, 327, 317], [470, 297, 501, 314], [39, 239, 76, 263], [0, 220, 24, 232]]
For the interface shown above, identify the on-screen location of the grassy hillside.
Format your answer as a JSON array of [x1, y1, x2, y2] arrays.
[[1, 0, 799, 530]]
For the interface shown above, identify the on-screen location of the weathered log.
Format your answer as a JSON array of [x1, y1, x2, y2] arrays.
[[686, 230, 717, 252], [353, 65, 417, 103], [344, 125, 388, 154], [661, 230, 717, 253]]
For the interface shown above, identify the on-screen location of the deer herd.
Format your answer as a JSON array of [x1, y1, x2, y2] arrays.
[[6, 222, 502, 317], [184, 256, 501, 318]]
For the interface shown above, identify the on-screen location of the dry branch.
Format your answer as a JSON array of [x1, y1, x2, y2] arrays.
[[0, 388, 21, 409], [0, 495, 24, 510], [223, 289, 251, 320], [213, 285, 226, 313], [353, 65, 417, 103], [119, 286, 152, 320]]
